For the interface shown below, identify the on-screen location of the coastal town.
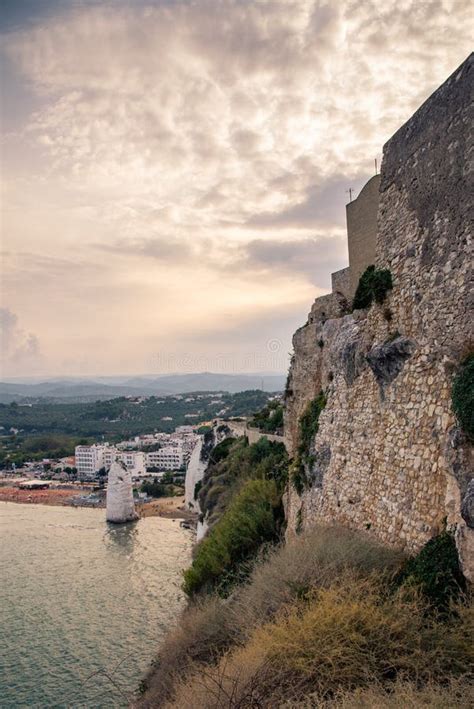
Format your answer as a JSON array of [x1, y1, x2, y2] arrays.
[[0, 386, 284, 525], [0, 424, 203, 517]]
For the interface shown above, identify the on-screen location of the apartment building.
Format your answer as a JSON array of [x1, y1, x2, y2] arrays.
[[75, 444, 107, 479], [75, 444, 145, 479], [146, 446, 184, 471]]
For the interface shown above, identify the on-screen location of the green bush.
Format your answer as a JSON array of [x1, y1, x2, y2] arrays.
[[353, 265, 393, 310], [452, 354, 474, 440], [298, 393, 326, 458], [183, 479, 283, 597], [291, 392, 326, 493], [397, 531, 466, 611], [199, 437, 288, 526], [141, 479, 167, 498], [193, 480, 202, 499], [209, 436, 235, 464], [249, 401, 284, 434]]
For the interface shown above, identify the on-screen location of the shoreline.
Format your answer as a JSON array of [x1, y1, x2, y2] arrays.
[[0, 487, 197, 522], [0, 486, 82, 507]]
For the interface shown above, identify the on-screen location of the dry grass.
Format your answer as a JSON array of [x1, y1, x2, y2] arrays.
[[139, 526, 471, 709], [139, 597, 234, 707], [288, 678, 474, 708], [230, 524, 403, 637], [165, 576, 473, 708], [139, 526, 404, 707]]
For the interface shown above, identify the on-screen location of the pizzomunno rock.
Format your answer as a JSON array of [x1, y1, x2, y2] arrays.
[[106, 459, 138, 524]]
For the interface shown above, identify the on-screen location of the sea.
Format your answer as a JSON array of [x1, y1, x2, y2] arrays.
[[0, 502, 192, 708]]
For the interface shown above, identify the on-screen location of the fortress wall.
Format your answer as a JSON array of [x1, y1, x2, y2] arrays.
[[346, 174, 381, 294], [284, 55, 473, 578], [331, 267, 351, 301], [309, 291, 347, 324]]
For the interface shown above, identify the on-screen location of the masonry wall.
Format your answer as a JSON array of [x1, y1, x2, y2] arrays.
[[284, 54, 473, 579], [346, 174, 381, 294], [331, 267, 351, 301]]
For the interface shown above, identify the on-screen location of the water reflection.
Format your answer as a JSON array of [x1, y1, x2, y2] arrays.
[[104, 519, 139, 553], [1, 503, 191, 708]]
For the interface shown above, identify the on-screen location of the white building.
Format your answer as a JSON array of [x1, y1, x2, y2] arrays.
[[146, 446, 184, 471], [175, 425, 195, 434], [75, 444, 108, 479], [119, 451, 146, 478], [75, 443, 145, 480]]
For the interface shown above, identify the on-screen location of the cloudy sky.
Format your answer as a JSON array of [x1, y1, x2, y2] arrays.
[[0, 0, 471, 378]]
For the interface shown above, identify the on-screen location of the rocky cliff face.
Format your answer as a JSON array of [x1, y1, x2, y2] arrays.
[[284, 55, 473, 579], [184, 423, 233, 540], [106, 459, 138, 524]]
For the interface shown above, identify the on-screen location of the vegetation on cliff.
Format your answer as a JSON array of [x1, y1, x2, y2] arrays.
[[198, 436, 288, 527], [291, 391, 326, 494], [396, 530, 466, 611], [352, 264, 393, 310], [248, 400, 284, 434], [183, 479, 283, 596], [183, 437, 288, 596], [452, 354, 474, 440], [140, 525, 472, 708]]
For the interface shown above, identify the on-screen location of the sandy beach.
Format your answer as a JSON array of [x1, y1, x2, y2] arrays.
[[140, 496, 197, 521], [0, 486, 197, 522], [0, 486, 83, 507]]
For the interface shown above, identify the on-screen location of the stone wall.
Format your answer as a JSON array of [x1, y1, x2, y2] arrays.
[[346, 174, 381, 294], [223, 418, 287, 448], [331, 267, 351, 301], [284, 54, 473, 579]]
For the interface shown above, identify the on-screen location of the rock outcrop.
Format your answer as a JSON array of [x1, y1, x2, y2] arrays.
[[284, 55, 473, 579], [184, 422, 234, 542], [106, 459, 138, 524]]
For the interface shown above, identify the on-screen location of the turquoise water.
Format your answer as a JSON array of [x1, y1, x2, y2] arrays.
[[0, 503, 192, 708]]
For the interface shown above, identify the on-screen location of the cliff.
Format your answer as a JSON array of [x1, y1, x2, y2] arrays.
[[284, 54, 473, 579]]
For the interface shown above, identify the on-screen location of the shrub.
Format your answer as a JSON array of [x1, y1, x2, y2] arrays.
[[298, 393, 326, 457], [193, 480, 202, 500], [290, 459, 308, 495], [165, 578, 473, 708], [292, 678, 474, 708], [249, 401, 284, 434], [183, 479, 283, 596], [397, 531, 466, 611], [230, 525, 403, 637], [352, 265, 393, 310], [209, 436, 236, 464], [139, 597, 234, 707], [452, 354, 474, 440], [372, 269, 393, 304], [198, 437, 288, 527], [291, 392, 326, 493]]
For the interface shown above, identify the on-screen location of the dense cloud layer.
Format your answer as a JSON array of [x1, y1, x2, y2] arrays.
[[1, 0, 471, 376]]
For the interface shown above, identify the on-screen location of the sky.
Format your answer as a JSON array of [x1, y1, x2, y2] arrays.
[[0, 0, 472, 378]]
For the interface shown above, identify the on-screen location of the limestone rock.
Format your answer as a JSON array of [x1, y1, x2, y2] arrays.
[[185, 423, 234, 512], [366, 336, 415, 387], [106, 459, 138, 524], [461, 480, 474, 529]]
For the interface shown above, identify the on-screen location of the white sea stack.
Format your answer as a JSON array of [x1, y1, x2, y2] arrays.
[[106, 459, 138, 524]]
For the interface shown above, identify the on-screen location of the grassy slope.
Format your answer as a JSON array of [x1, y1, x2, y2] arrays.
[[138, 435, 472, 709]]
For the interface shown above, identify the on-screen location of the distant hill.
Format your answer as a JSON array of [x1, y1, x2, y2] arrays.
[[0, 372, 286, 403]]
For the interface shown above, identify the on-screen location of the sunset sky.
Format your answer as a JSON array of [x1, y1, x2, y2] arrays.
[[1, 0, 471, 378]]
